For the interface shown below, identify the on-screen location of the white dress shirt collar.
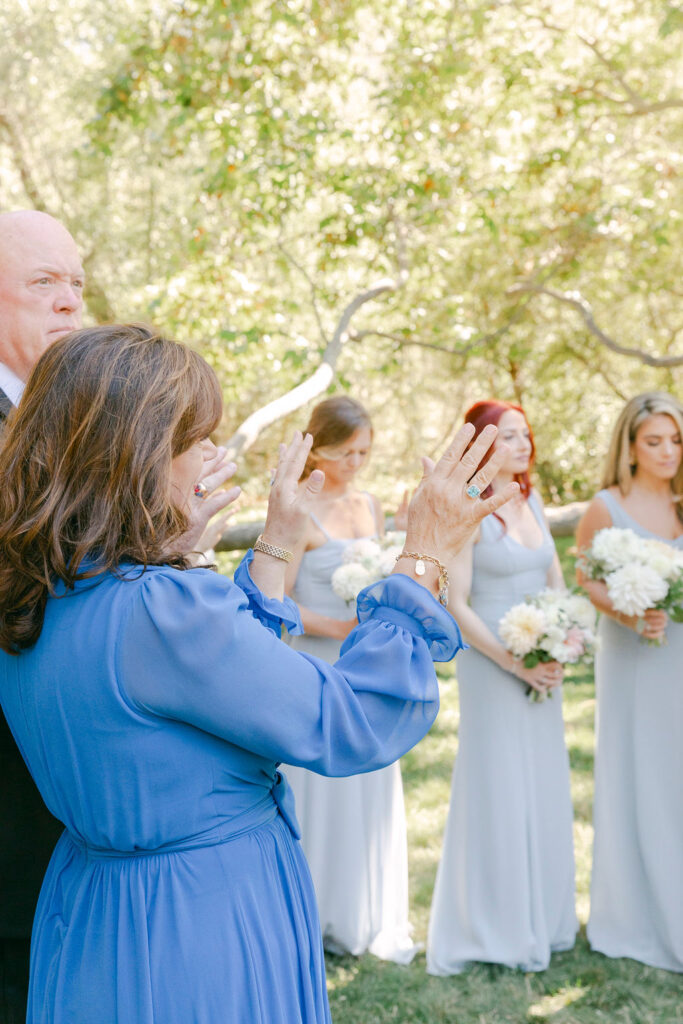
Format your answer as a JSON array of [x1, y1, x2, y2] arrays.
[[0, 363, 24, 406]]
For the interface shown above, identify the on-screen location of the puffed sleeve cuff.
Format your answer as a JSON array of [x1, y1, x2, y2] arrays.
[[233, 550, 304, 636], [352, 573, 466, 662]]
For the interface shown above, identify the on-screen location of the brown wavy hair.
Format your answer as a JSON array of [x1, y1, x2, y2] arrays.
[[0, 324, 222, 653], [301, 396, 372, 478]]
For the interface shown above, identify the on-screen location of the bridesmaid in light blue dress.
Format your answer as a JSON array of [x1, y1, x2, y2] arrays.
[[577, 392, 683, 972], [284, 397, 419, 962], [428, 400, 577, 976]]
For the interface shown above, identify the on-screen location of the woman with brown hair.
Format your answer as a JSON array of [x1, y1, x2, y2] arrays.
[[284, 396, 416, 962], [576, 392, 683, 972], [0, 324, 517, 1024]]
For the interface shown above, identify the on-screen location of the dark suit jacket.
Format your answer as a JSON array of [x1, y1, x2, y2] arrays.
[[0, 389, 63, 937]]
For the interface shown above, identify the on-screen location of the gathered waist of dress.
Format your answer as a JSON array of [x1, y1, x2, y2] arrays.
[[65, 773, 300, 859]]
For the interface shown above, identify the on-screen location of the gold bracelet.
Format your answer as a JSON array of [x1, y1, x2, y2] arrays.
[[253, 534, 293, 563], [395, 550, 449, 606]]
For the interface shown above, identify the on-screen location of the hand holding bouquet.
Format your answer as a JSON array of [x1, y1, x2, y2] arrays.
[[499, 589, 598, 701], [579, 527, 683, 640], [331, 532, 407, 603]]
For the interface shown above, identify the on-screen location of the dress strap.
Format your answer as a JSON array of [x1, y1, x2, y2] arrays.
[[594, 488, 620, 524], [309, 511, 332, 540], [527, 491, 551, 538], [362, 491, 382, 536]]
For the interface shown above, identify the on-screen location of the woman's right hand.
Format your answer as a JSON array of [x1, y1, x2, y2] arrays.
[[261, 433, 325, 551], [513, 660, 563, 696], [624, 607, 668, 641], [403, 423, 519, 562], [331, 618, 358, 641]]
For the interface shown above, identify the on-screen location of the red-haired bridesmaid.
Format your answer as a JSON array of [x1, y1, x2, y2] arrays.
[[427, 400, 577, 975]]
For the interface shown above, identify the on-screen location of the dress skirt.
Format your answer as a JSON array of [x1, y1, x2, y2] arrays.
[[588, 616, 683, 972]]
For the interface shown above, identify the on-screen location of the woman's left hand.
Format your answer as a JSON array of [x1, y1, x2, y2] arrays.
[[262, 433, 325, 551], [178, 447, 242, 556]]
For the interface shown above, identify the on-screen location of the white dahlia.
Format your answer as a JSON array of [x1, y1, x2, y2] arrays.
[[499, 604, 548, 658], [378, 545, 404, 577], [331, 562, 375, 603], [606, 564, 669, 618], [640, 540, 682, 581], [590, 527, 644, 573], [342, 538, 383, 573]]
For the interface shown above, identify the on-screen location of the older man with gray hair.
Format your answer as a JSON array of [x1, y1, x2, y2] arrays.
[[0, 210, 84, 1022], [0, 210, 237, 1020]]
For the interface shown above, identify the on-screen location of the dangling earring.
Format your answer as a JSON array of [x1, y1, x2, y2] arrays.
[[629, 452, 637, 471]]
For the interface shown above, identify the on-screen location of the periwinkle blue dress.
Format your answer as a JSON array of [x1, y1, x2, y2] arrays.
[[588, 490, 683, 972], [0, 553, 462, 1024], [427, 495, 578, 975]]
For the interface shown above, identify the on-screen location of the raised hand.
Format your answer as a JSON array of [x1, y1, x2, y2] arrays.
[[178, 446, 241, 556], [262, 432, 325, 551], [404, 423, 519, 562]]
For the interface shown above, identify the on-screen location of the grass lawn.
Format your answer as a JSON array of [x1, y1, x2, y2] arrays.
[[323, 538, 683, 1024]]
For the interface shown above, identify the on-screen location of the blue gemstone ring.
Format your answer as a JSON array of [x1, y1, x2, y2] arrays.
[[465, 483, 481, 499]]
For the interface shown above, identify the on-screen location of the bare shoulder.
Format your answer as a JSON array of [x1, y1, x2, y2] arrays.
[[530, 487, 547, 512], [576, 493, 613, 549], [365, 491, 382, 513]]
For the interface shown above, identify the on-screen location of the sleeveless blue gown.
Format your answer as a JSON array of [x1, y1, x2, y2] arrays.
[[427, 494, 578, 974], [284, 506, 419, 962], [588, 490, 683, 972]]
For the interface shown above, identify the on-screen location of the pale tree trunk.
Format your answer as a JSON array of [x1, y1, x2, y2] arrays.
[[215, 502, 588, 552], [0, 112, 116, 323], [223, 276, 405, 460]]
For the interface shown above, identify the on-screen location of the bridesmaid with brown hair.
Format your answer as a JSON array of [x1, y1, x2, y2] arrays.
[[284, 396, 419, 963]]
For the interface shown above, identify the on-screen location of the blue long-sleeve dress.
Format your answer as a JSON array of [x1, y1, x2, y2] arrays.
[[0, 553, 462, 1024]]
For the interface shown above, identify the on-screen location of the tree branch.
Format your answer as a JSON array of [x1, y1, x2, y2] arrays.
[[276, 241, 329, 345], [0, 113, 48, 211], [0, 112, 116, 323], [223, 277, 400, 460], [512, 284, 683, 367], [216, 500, 587, 551], [348, 299, 531, 358], [576, 34, 683, 115], [564, 343, 629, 400]]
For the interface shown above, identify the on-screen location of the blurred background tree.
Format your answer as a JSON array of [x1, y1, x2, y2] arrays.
[[1, 0, 681, 512]]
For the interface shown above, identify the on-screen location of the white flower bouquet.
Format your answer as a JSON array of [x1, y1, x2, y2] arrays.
[[499, 589, 598, 701], [331, 531, 406, 603], [579, 527, 683, 631]]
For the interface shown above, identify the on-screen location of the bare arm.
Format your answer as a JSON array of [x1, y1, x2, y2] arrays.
[[372, 494, 385, 538], [576, 497, 667, 639], [536, 491, 566, 590], [575, 497, 616, 617], [447, 535, 516, 673], [287, 563, 357, 642], [282, 503, 368, 642]]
